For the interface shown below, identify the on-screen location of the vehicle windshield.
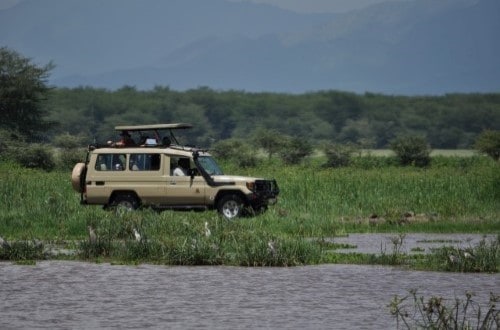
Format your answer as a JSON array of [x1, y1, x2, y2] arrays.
[[197, 156, 224, 175]]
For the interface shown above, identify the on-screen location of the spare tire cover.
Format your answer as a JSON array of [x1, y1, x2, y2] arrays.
[[71, 163, 86, 193]]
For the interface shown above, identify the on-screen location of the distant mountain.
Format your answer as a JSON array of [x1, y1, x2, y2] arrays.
[[1, 0, 499, 94]]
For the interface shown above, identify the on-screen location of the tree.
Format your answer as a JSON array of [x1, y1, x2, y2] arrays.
[[323, 142, 355, 168], [211, 138, 258, 167], [390, 135, 431, 167], [279, 136, 313, 165], [0, 47, 55, 140], [252, 128, 287, 159], [474, 130, 500, 161]]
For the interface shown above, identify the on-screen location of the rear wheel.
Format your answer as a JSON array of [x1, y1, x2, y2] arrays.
[[217, 194, 244, 220], [110, 194, 139, 214]]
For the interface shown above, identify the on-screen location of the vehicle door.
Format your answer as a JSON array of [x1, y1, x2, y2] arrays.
[[86, 152, 127, 204], [165, 156, 206, 206], [127, 153, 167, 205]]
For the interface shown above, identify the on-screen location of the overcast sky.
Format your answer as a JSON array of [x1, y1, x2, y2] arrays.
[[227, 0, 409, 13], [0, 0, 18, 10], [0, 0, 408, 12]]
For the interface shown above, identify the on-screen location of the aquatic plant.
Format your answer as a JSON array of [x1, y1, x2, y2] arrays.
[[428, 235, 499, 273], [0, 239, 45, 261], [389, 290, 499, 329]]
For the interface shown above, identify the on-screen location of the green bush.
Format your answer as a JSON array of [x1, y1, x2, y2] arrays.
[[57, 148, 87, 170], [390, 135, 431, 167], [52, 133, 87, 149], [211, 138, 259, 168], [16, 144, 56, 171], [475, 130, 500, 161], [0, 129, 26, 161], [323, 143, 355, 168], [279, 136, 313, 165], [251, 128, 288, 159]]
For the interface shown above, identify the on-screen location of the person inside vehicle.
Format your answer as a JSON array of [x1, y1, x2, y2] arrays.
[[173, 158, 190, 176]]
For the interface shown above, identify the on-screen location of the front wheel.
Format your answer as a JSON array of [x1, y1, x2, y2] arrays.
[[217, 194, 244, 220]]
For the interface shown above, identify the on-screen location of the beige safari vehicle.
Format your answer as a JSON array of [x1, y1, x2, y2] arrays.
[[71, 123, 279, 219]]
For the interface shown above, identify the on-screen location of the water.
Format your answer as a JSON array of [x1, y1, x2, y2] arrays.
[[333, 233, 497, 254], [1, 261, 498, 329]]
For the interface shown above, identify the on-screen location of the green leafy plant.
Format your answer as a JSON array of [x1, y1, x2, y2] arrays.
[[475, 130, 500, 161], [279, 136, 313, 165], [323, 142, 355, 168], [211, 138, 258, 168], [390, 135, 431, 167], [16, 144, 56, 171]]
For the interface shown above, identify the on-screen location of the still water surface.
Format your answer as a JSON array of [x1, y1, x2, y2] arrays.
[[1, 261, 498, 329]]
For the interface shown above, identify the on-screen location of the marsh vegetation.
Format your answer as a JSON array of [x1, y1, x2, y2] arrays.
[[1, 154, 498, 270]]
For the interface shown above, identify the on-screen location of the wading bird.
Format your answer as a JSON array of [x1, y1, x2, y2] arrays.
[[448, 254, 459, 263], [133, 228, 141, 242], [463, 251, 474, 259], [267, 240, 276, 257], [88, 226, 97, 244], [0, 236, 11, 249], [204, 222, 211, 237]]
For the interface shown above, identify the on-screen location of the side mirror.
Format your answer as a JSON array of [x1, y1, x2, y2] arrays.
[[188, 168, 196, 179]]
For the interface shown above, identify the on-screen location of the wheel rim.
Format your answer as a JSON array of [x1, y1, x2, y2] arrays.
[[115, 200, 135, 215], [222, 200, 240, 219]]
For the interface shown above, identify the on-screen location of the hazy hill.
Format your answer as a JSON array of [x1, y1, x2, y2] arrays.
[[1, 0, 498, 94]]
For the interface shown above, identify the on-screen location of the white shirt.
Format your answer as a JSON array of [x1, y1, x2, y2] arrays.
[[173, 167, 187, 176]]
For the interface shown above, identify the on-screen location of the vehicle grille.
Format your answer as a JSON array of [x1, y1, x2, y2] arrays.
[[255, 179, 279, 196]]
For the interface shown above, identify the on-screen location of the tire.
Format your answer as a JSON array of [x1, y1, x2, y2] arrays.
[[217, 194, 244, 220], [71, 163, 87, 193], [111, 194, 139, 214]]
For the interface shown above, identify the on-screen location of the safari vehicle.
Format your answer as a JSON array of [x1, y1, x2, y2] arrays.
[[71, 123, 279, 219]]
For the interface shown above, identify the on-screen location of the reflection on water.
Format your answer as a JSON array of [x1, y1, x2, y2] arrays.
[[0, 261, 498, 329]]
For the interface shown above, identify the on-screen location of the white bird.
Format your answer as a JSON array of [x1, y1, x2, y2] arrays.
[[88, 226, 97, 244], [267, 240, 276, 256], [204, 222, 211, 237], [448, 254, 459, 263], [0, 236, 11, 249], [133, 228, 141, 242], [463, 251, 474, 259], [32, 238, 43, 249]]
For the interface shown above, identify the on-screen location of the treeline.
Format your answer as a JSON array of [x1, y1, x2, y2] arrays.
[[45, 86, 500, 149]]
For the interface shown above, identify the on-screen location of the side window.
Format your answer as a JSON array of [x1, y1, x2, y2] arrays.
[[95, 154, 126, 171], [170, 157, 192, 176], [129, 154, 161, 171]]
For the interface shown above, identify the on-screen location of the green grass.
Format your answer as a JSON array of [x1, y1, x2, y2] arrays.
[[0, 156, 499, 269]]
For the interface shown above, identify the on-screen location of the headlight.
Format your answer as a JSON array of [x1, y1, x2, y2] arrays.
[[246, 182, 255, 191]]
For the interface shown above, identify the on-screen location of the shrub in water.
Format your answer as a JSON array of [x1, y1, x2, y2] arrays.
[[430, 236, 499, 273]]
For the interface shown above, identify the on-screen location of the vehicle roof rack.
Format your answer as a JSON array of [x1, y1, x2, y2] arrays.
[[115, 123, 192, 146], [114, 123, 192, 131]]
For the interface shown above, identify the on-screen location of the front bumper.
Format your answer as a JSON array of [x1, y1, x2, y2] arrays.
[[247, 179, 280, 209]]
